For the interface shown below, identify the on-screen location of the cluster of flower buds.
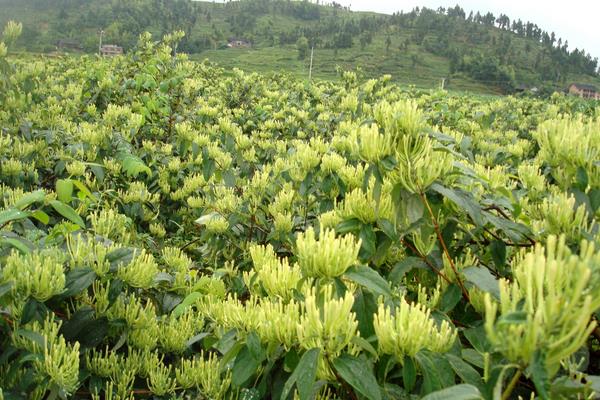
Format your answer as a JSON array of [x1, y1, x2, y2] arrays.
[[374, 299, 456, 360], [485, 235, 600, 377]]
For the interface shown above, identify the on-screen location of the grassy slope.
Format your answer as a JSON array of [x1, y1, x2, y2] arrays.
[[187, 1, 600, 93], [184, 3, 494, 93], [2, 0, 599, 94]]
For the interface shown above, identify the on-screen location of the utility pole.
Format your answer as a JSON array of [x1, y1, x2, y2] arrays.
[[308, 46, 314, 81], [440, 77, 446, 90], [98, 30, 104, 56]]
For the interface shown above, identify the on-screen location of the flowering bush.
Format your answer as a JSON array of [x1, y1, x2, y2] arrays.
[[1, 23, 600, 400]]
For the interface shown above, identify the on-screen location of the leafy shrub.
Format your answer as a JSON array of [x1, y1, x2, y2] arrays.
[[1, 22, 600, 400]]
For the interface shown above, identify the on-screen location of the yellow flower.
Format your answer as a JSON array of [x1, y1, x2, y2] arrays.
[[295, 227, 361, 278]]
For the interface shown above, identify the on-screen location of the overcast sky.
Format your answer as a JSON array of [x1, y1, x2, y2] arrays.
[[334, 0, 600, 59]]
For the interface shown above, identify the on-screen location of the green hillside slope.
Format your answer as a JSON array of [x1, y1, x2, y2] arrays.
[[1, 0, 599, 94]]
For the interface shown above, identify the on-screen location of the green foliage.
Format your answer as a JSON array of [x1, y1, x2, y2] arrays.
[[1, 25, 600, 400], [1, 0, 600, 93]]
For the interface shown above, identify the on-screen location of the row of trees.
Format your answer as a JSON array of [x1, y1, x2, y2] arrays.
[[399, 5, 599, 76]]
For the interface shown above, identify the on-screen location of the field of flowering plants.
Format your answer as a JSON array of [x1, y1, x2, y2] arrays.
[[1, 25, 600, 400]]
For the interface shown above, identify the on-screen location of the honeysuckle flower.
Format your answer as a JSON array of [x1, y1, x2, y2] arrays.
[[273, 212, 294, 234], [204, 214, 229, 234], [86, 346, 120, 378], [297, 285, 359, 378], [2, 249, 66, 302], [485, 235, 600, 377], [38, 336, 80, 394], [117, 249, 159, 289], [356, 123, 390, 163], [247, 244, 303, 300], [337, 182, 394, 224], [320, 152, 347, 174], [530, 192, 593, 242], [295, 227, 361, 279], [517, 163, 546, 197], [176, 351, 231, 398], [534, 117, 600, 188], [338, 163, 367, 190], [374, 99, 426, 141], [390, 135, 454, 193], [374, 299, 456, 360], [147, 363, 176, 396], [159, 311, 202, 353], [2, 20, 22, 44], [149, 222, 166, 238]]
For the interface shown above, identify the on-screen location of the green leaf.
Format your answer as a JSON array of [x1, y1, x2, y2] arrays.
[[489, 240, 506, 269], [333, 354, 382, 400], [351, 336, 378, 358], [21, 298, 48, 324], [172, 292, 202, 318], [589, 189, 600, 213], [56, 179, 74, 202], [49, 200, 85, 228], [13, 190, 45, 210], [0, 237, 32, 254], [0, 281, 14, 298], [120, 153, 152, 177], [575, 166, 588, 191], [353, 289, 377, 338], [246, 332, 265, 362], [406, 193, 425, 224], [497, 310, 528, 325], [344, 266, 392, 298], [232, 346, 261, 387], [0, 208, 29, 226], [461, 349, 485, 369], [30, 210, 50, 225], [446, 354, 484, 389], [62, 268, 96, 297], [389, 257, 428, 284], [531, 351, 550, 399], [60, 306, 108, 348], [336, 218, 361, 234], [107, 247, 137, 269], [463, 326, 492, 354], [484, 213, 531, 243], [71, 180, 96, 200], [421, 384, 483, 400], [403, 356, 417, 392], [440, 284, 462, 313], [281, 348, 320, 400], [377, 219, 397, 241], [14, 329, 46, 350], [359, 224, 377, 259], [430, 183, 484, 226], [463, 266, 500, 301], [416, 351, 455, 395]]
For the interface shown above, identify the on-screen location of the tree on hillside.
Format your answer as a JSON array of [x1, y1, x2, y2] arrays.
[[359, 32, 372, 50], [297, 36, 308, 60]]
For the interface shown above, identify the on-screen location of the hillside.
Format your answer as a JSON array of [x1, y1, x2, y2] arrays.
[[2, 0, 600, 94]]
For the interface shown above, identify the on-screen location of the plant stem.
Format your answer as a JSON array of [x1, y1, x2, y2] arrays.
[[501, 368, 522, 400], [401, 238, 452, 284], [419, 191, 470, 301]]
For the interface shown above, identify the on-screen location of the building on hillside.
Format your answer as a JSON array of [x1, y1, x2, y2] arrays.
[[227, 38, 251, 48], [568, 83, 600, 99], [100, 44, 123, 57], [55, 39, 82, 52]]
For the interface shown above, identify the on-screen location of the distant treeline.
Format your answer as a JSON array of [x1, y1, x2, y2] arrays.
[[1, 0, 598, 91]]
